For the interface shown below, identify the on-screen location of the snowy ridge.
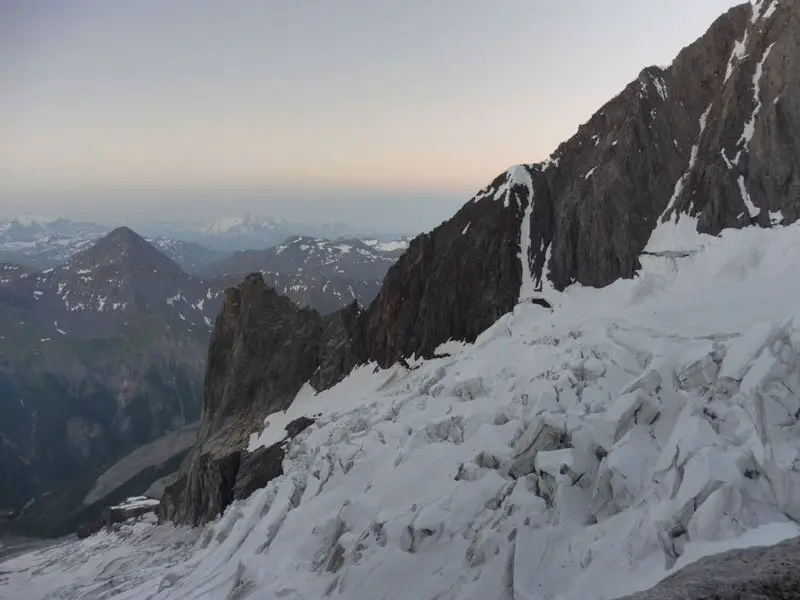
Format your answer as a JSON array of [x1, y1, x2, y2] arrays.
[[494, 164, 532, 209], [517, 184, 537, 303], [468, 164, 552, 305], [724, 30, 748, 83], [271, 237, 396, 273], [472, 165, 532, 206], [6, 222, 800, 599], [732, 40, 775, 220]]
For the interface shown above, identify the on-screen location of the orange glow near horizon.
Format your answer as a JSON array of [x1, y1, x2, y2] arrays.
[[1, 0, 739, 215]]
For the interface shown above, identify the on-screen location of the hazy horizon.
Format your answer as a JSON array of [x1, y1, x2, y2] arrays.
[[0, 186, 470, 234], [2, 0, 739, 229]]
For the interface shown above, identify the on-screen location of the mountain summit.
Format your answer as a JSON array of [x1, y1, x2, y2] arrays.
[[61, 226, 196, 314], [0, 228, 225, 534]]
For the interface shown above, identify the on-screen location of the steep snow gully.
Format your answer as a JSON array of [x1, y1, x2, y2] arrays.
[[6, 221, 800, 599]]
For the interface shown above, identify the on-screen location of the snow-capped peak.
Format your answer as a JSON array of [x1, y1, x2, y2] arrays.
[[200, 214, 288, 236], [2, 214, 58, 228]]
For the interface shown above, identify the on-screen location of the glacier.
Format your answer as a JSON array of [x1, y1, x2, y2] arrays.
[[5, 221, 800, 599]]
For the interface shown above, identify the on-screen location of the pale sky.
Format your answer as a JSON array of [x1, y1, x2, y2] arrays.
[[1, 0, 739, 230]]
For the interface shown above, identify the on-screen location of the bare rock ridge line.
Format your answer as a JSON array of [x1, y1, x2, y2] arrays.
[[163, 274, 356, 524], [167, 0, 800, 527]]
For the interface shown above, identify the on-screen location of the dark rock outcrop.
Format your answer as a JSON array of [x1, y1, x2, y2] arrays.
[[357, 171, 534, 368], [198, 273, 323, 440], [158, 472, 187, 524], [161, 416, 315, 525], [231, 445, 284, 502], [176, 451, 241, 526], [311, 300, 364, 390], [170, 274, 327, 525], [106, 501, 159, 524], [619, 536, 800, 599], [76, 517, 104, 540]]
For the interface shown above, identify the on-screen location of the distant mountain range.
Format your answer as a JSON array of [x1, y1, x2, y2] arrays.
[[153, 214, 405, 252], [201, 236, 408, 315], [0, 216, 227, 271], [0, 214, 409, 271]]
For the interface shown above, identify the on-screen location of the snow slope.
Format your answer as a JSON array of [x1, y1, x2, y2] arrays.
[[4, 222, 800, 599]]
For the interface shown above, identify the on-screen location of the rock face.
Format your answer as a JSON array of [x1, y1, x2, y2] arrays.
[[311, 301, 363, 391], [618, 537, 800, 600], [344, 0, 800, 368], [171, 0, 800, 526], [169, 274, 331, 524], [357, 174, 531, 367], [199, 273, 323, 441]]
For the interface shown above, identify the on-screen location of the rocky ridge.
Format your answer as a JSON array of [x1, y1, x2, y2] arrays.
[[203, 236, 404, 315], [354, 0, 799, 369], [163, 273, 357, 524], [168, 0, 800, 537]]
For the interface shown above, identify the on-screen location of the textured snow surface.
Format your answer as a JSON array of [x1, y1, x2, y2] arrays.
[[5, 223, 800, 599]]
